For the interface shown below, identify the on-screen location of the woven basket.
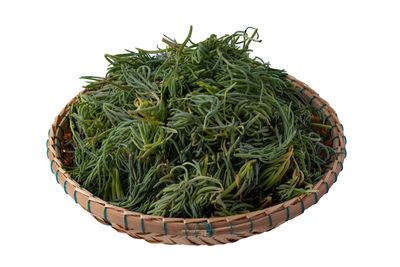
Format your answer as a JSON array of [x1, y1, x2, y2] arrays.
[[46, 75, 346, 245]]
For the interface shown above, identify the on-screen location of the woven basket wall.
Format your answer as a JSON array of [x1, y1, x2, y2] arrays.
[[46, 75, 346, 245]]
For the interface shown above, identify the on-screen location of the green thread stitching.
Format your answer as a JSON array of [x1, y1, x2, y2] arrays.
[[314, 192, 318, 204], [55, 170, 60, 184], [56, 125, 64, 136], [194, 223, 198, 237], [324, 114, 332, 124], [248, 218, 254, 232], [141, 218, 145, 233], [202, 222, 213, 237], [104, 207, 110, 224], [50, 160, 55, 174], [325, 182, 329, 193], [330, 125, 337, 134], [228, 221, 243, 236], [286, 207, 290, 221], [53, 136, 62, 144], [63, 180, 68, 194], [309, 96, 316, 105], [124, 215, 128, 230], [54, 143, 61, 153]]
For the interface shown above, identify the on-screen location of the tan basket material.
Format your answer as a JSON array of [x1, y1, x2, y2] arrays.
[[46, 75, 346, 245]]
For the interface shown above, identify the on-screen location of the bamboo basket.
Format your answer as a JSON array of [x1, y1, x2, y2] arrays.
[[46, 75, 346, 245]]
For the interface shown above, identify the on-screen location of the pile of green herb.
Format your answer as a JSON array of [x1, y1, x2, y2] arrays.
[[65, 27, 336, 218]]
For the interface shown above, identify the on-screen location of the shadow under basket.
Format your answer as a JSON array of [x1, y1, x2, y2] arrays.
[[46, 75, 346, 245]]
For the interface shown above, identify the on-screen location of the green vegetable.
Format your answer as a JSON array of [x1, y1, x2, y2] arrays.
[[65, 26, 337, 218]]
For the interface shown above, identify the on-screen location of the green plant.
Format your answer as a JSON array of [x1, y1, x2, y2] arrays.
[[65, 26, 337, 218]]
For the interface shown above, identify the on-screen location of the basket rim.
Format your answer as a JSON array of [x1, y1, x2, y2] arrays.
[[46, 75, 346, 244]]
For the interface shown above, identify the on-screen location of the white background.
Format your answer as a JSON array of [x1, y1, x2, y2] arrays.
[[1, 0, 399, 266]]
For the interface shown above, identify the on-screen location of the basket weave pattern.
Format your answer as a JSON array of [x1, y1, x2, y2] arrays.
[[46, 76, 346, 245]]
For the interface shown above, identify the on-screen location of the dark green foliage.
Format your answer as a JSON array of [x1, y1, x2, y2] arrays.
[[66, 27, 336, 218]]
